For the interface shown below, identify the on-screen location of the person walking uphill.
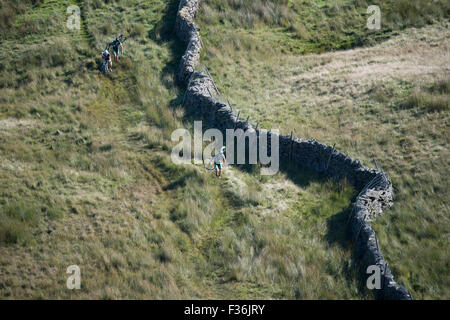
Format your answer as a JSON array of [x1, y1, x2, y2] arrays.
[[107, 35, 124, 62], [211, 146, 227, 178]]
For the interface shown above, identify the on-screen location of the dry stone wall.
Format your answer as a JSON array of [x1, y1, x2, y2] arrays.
[[175, 0, 412, 300]]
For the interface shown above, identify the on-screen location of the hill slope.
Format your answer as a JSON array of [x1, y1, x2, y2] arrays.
[[0, 0, 366, 299], [1, 0, 447, 300], [197, 0, 449, 299]]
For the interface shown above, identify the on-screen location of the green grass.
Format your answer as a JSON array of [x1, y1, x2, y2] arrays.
[[4, 0, 445, 300], [0, 0, 366, 299], [196, 1, 449, 299], [198, 0, 449, 55]]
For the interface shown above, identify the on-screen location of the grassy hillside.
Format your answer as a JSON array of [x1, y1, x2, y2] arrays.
[[199, 0, 449, 54], [197, 0, 450, 299], [0, 0, 372, 299]]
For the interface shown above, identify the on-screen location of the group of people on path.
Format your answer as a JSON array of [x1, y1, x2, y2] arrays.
[[100, 35, 228, 178], [101, 36, 125, 73]]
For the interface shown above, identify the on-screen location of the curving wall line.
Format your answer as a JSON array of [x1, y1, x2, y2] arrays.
[[175, 0, 412, 300]]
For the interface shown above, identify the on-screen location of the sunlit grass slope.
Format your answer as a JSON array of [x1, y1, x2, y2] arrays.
[[197, 0, 450, 299], [0, 0, 367, 299]]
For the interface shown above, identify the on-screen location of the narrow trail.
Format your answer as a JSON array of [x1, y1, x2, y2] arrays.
[[77, 0, 96, 48]]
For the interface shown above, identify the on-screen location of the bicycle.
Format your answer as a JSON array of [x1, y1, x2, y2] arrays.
[[105, 34, 127, 52], [101, 60, 108, 74]]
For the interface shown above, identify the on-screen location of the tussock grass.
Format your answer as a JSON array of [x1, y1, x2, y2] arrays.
[[0, 202, 38, 245], [197, 1, 450, 299], [0, 0, 45, 31], [400, 78, 449, 113], [199, 0, 449, 54], [0, 0, 389, 299]]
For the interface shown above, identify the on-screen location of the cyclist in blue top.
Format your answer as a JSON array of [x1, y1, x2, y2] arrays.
[[107, 37, 124, 62]]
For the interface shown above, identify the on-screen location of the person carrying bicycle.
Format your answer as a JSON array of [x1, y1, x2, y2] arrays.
[[107, 36, 124, 62], [101, 49, 112, 72]]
